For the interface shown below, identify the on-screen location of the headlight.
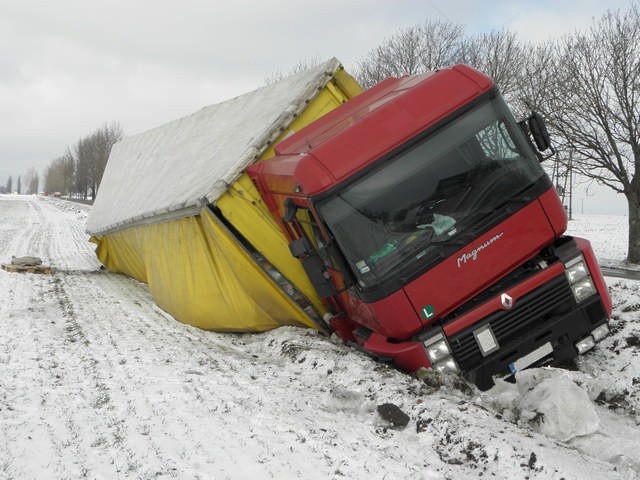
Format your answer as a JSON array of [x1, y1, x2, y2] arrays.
[[565, 259, 589, 283], [571, 277, 596, 302], [423, 332, 460, 374], [425, 339, 451, 364], [434, 357, 459, 374], [564, 254, 596, 303]]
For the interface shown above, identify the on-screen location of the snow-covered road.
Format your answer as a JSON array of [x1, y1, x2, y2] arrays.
[[1, 194, 639, 479]]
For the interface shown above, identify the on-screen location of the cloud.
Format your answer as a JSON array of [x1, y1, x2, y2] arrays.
[[0, 1, 421, 179]]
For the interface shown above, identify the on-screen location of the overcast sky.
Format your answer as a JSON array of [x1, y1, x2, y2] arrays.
[[0, 0, 633, 213]]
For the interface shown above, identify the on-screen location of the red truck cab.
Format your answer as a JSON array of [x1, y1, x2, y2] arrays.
[[247, 65, 612, 390]]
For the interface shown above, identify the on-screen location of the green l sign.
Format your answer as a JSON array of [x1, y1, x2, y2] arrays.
[[421, 305, 435, 319]]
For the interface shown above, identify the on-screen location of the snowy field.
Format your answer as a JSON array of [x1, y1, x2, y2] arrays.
[[1, 194, 639, 480], [567, 214, 629, 267]]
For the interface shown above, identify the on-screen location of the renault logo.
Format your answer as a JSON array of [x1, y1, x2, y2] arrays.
[[500, 293, 514, 310]]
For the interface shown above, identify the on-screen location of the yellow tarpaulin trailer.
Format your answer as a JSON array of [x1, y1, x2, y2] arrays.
[[87, 59, 361, 332]]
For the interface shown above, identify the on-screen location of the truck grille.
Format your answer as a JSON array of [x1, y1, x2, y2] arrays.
[[448, 274, 575, 370]]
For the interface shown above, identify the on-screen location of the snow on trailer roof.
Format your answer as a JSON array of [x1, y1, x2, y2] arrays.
[[86, 58, 343, 236]]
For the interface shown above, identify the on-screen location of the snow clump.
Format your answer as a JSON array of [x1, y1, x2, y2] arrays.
[[483, 367, 600, 442]]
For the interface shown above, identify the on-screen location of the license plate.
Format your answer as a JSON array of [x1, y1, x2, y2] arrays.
[[508, 342, 553, 375]]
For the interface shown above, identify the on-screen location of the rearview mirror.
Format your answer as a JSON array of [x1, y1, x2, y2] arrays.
[[528, 112, 551, 152], [283, 198, 297, 223]]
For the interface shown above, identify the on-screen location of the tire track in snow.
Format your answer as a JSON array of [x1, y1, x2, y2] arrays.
[[0, 272, 97, 478], [36, 198, 102, 271], [52, 268, 350, 478], [0, 196, 100, 271], [0, 196, 115, 477], [54, 270, 284, 478], [0, 196, 42, 261], [57, 271, 181, 478]]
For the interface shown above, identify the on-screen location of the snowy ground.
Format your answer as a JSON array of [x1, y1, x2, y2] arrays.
[[567, 214, 629, 267], [0, 195, 639, 480]]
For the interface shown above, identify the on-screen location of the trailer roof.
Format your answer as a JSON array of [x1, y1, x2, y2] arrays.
[[86, 58, 343, 235]]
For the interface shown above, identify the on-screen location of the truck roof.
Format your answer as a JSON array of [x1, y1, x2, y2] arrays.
[[86, 58, 346, 235], [262, 65, 493, 197]]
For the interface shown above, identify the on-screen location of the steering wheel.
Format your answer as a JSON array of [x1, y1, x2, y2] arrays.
[[414, 198, 445, 226]]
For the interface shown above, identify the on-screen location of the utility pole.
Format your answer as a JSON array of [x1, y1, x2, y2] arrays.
[[552, 153, 573, 220], [567, 152, 573, 220]]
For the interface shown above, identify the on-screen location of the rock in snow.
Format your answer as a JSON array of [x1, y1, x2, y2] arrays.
[[377, 403, 410, 429]]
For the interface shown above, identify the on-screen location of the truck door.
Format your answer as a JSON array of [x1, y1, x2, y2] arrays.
[[282, 199, 340, 299]]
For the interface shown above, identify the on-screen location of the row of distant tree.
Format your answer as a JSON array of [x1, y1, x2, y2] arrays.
[[0, 168, 39, 195], [0, 123, 123, 199], [42, 123, 123, 200]]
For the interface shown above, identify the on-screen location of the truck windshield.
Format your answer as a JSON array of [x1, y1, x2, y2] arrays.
[[316, 96, 546, 288]]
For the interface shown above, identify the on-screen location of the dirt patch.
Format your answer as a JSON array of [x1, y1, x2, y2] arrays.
[[621, 303, 640, 313], [595, 389, 635, 414], [625, 334, 640, 348]]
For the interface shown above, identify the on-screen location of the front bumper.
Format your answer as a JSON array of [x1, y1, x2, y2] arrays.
[[447, 273, 608, 390]]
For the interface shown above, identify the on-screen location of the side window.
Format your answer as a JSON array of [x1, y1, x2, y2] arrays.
[[476, 120, 520, 160]]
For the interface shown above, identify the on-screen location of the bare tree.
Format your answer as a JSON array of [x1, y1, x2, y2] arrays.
[[75, 122, 123, 199], [356, 20, 464, 88], [75, 138, 90, 198], [544, 4, 640, 262], [513, 41, 576, 207], [514, 42, 558, 116], [43, 122, 122, 200], [6, 176, 12, 194], [62, 150, 75, 195], [458, 29, 525, 105], [354, 22, 531, 114], [31, 172, 39, 195], [23, 167, 40, 194], [16, 176, 21, 195], [23, 169, 32, 194], [44, 152, 74, 195], [93, 122, 123, 197]]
